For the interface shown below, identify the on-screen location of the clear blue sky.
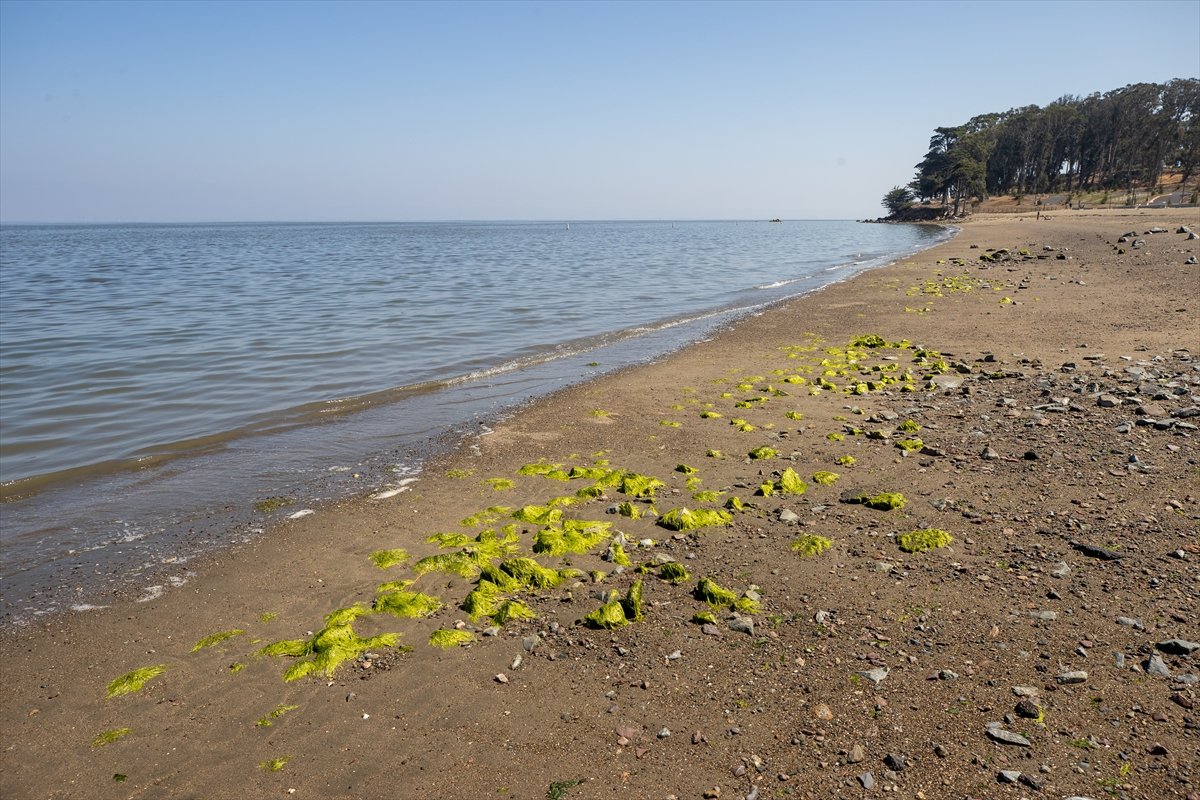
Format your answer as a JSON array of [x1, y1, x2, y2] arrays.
[[2, 0, 1196, 222]]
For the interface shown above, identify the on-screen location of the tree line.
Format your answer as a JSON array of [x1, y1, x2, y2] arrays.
[[884, 78, 1200, 216]]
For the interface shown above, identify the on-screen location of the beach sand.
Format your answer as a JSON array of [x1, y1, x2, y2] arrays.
[[2, 209, 1198, 800]]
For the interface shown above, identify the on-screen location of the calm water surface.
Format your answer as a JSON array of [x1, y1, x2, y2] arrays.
[[0, 220, 948, 621]]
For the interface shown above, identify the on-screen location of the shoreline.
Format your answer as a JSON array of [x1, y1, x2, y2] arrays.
[[2, 208, 1198, 799]]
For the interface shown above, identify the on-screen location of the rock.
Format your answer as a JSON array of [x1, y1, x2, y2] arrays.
[[494, 672, 508, 683], [1019, 772, 1046, 790], [985, 723, 1031, 747], [1072, 542, 1121, 560], [1176, 226, 1191, 234], [1116, 616, 1145, 630], [847, 743, 865, 763], [777, 508, 799, 523], [657, 727, 671, 739], [1187, 256, 1199, 265], [813, 703, 833, 720], [883, 753, 906, 771], [857, 771, 874, 789], [522, 634, 541, 652], [1157, 639, 1200, 655], [981, 445, 1000, 460], [1016, 699, 1041, 718], [701, 624, 722, 637], [1030, 610, 1058, 621], [1146, 654, 1171, 677], [1148, 742, 1169, 755], [814, 610, 833, 626], [1137, 401, 1167, 417], [729, 617, 755, 635], [1097, 394, 1120, 408], [1057, 671, 1088, 684], [939, 669, 959, 680], [1012, 685, 1039, 697], [1132, 238, 1146, 248], [859, 667, 889, 686], [692, 730, 704, 744], [998, 770, 1022, 783], [1051, 562, 1072, 578]]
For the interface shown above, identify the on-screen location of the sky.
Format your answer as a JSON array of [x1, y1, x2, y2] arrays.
[[1, 0, 1197, 223]]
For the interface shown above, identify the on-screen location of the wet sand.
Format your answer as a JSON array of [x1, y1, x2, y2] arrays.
[[2, 208, 1198, 800]]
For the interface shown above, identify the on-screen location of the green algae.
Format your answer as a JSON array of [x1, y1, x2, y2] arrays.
[[835, 455, 856, 466], [547, 494, 581, 508], [850, 491, 907, 511], [254, 496, 293, 513], [607, 541, 633, 567], [898, 528, 954, 553], [826, 432, 845, 441], [898, 419, 921, 433], [492, 599, 538, 625], [106, 665, 168, 698], [374, 589, 442, 618], [260, 757, 289, 772], [500, 557, 564, 589], [412, 552, 481, 578], [583, 590, 628, 629], [777, 467, 807, 496], [895, 438, 924, 452], [517, 461, 564, 477], [659, 561, 690, 583], [757, 481, 776, 497], [259, 611, 278, 623], [259, 617, 400, 682], [427, 532, 473, 548], [369, 548, 410, 569], [615, 501, 644, 519], [619, 473, 665, 498], [706, 449, 723, 458], [699, 410, 723, 419], [622, 579, 645, 622], [659, 420, 681, 428], [568, 465, 609, 480], [429, 628, 476, 648], [446, 468, 474, 479], [461, 580, 505, 620], [533, 519, 612, 556], [513, 505, 564, 525], [692, 611, 718, 624], [486, 477, 517, 491], [748, 446, 778, 460], [656, 507, 733, 531], [461, 506, 513, 527], [575, 484, 606, 500], [692, 490, 723, 503], [725, 496, 746, 511], [675, 463, 698, 475], [590, 409, 612, 418], [791, 534, 833, 557], [255, 704, 300, 728], [192, 629, 246, 652], [850, 334, 888, 348], [229, 662, 246, 673], [785, 411, 804, 420], [812, 471, 840, 485], [694, 577, 759, 614], [92, 728, 132, 747]]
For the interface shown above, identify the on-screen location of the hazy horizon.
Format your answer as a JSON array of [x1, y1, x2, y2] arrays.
[[2, 0, 1197, 224]]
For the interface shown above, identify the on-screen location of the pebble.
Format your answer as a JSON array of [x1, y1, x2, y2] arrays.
[[1057, 670, 1088, 684], [859, 667, 888, 686], [998, 769, 1021, 783], [1051, 561, 1072, 578], [857, 771, 874, 789], [883, 753, 906, 771], [494, 673, 508, 684], [1146, 654, 1171, 677], [1012, 685, 1039, 697], [985, 722, 1032, 747], [777, 509, 799, 523], [657, 727, 671, 739], [1116, 616, 1145, 630], [814, 703, 833, 720], [1157, 639, 1200, 655], [848, 743, 865, 763], [729, 617, 755, 635], [1019, 773, 1045, 790]]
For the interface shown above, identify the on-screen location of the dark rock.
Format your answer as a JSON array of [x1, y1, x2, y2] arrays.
[[883, 753, 906, 771], [1157, 639, 1200, 656], [1072, 542, 1121, 560]]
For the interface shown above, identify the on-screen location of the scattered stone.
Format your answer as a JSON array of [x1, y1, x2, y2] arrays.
[[981, 445, 1000, 460], [777, 508, 800, 523], [729, 617, 755, 635], [859, 667, 889, 686], [701, 624, 722, 637], [1019, 772, 1046, 791], [813, 703, 833, 720], [1012, 686, 1039, 697], [938, 669, 959, 680], [1116, 616, 1145, 630], [1051, 562, 1072, 578], [657, 727, 671, 739], [857, 771, 874, 790], [494, 673, 508, 684], [883, 753, 906, 771], [1057, 670, 1088, 685], [1016, 699, 1041, 718], [848, 743, 865, 763], [1157, 639, 1200, 656], [1146, 654, 1172, 677], [814, 610, 833, 626], [1072, 542, 1121, 560], [986, 723, 1032, 747], [998, 770, 1022, 784]]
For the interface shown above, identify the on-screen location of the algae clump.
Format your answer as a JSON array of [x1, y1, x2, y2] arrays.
[[659, 562, 690, 583], [692, 490, 722, 503], [486, 477, 516, 491], [895, 439, 924, 452], [92, 728, 132, 747], [692, 611, 718, 624], [606, 541, 633, 567], [374, 589, 442, 618], [835, 455, 856, 466], [429, 629, 476, 648], [369, 548, 410, 569], [859, 492, 907, 511], [898, 419, 921, 433], [259, 610, 400, 682], [725, 495, 746, 511], [812, 471, 840, 485], [583, 591, 628, 629], [656, 507, 733, 532], [260, 757, 290, 772], [619, 473, 665, 498], [533, 519, 612, 556], [191, 629, 246, 652], [491, 599, 538, 625], [694, 577, 759, 614], [777, 467, 808, 496], [106, 665, 168, 698], [615, 501, 643, 519], [675, 464, 698, 475], [500, 557, 564, 589], [748, 446, 778, 460], [898, 528, 954, 553], [255, 704, 300, 728], [791, 534, 833, 557]]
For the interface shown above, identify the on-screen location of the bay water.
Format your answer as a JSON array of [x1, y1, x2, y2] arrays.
[[0, 220, 948, 622]]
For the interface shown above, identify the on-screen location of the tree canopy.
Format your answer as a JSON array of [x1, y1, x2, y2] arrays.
[[905, 78, 1199, 212]]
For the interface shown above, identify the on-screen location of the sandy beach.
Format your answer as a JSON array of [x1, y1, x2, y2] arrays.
[[2, 209, 1198, 800]]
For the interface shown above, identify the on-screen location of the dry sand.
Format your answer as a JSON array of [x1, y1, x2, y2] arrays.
[[2, 209, 1198, 800]]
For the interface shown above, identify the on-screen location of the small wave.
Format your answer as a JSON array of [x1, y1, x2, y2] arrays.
[[754, 279, 798, 289]]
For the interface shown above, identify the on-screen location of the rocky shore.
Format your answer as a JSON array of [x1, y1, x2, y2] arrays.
[[1, 209, 1197, 800]]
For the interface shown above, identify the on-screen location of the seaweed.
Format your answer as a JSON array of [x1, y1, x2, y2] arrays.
[[568, 466, 608, 480], [429, 628, 476, 648], [229, 662, 246, 673], [532, 519, 612, 555], [730, 418, 756, 432], [675, 463, 698, 475], [461, 506, 513, 527], [791, 535, 833, 557], [659, 420, 681, 428], [692, 611, 718, 624], [260, 757, 289, 772], [748, 446, 778, 460], [619, 472, 665, 498], [812, 471, 840, 485], [692, 490, 723, 502], [725, 496, 746, 511], [777, 467, 807, 496], [486, 477, 516, 491], [255, 704, 300, 728], [106, 665, 168, 698], [606, 540, 633, 567], [575, 484, 606, 500], [756, 481, 776, 497], [694, 577, 759, 614], [547, 494, 581, 508], [461, 580, 505, 620], [517, 461, 563, 477], [621, 579, 645, 622], [699, 410, 722, 419], [826, 432, 845, 441], [374, 589, 442, 618], [369, 548, 410, 569], [835, 455, 856, 466], [706, 449, 723, 458], [656, 507, 733, 531], [513, 504, 564, 525], [659, 561, 690, 583], [898, 528, 954, 553], [895, 439, 924, 452], [259, 618, 400, 682], [499, 557, 565, 589], [897, 419, 921, 433], [850, 334, 888, 348], [446, 468, 474, 479], [92, 728, 132, 747], [859, 492, 907, 511], [191, 629, 247, 652], [254, 496, 293, 513], [615, 501, 643, 519], [583, 591, 628, 629], [785, 411, 804, 420], [492, 599, 538, 625]]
